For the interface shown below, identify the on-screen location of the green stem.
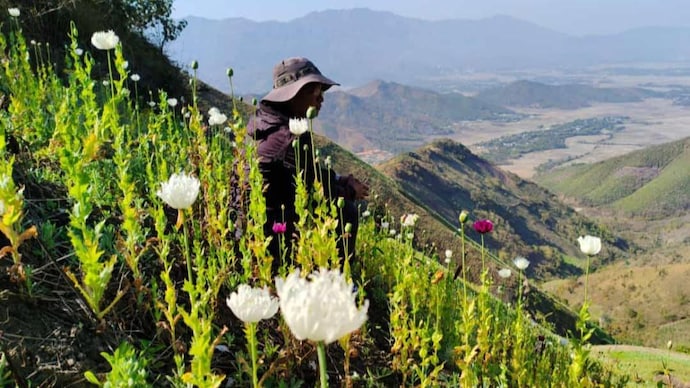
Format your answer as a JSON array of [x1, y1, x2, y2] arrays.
[[247, 322, 259, 388], [584, 255, 590, 305], [461, 227, 467, 306], [180, 209, 193, 283], [517, 270, 523, 310], [106, 50, 115, 100], [317, 341, 328, 388]]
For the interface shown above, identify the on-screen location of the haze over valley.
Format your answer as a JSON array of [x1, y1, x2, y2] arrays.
[[168, 8, 690, 179]]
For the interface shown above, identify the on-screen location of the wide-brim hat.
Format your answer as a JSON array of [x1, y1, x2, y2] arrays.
[[261, 57, 339, 103]]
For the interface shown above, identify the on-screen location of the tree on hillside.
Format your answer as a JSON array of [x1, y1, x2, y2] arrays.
[[1, 0, 185, 51], [108, 0, 187, 51]]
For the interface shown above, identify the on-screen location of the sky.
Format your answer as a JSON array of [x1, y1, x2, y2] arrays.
[[171, 0, 689, 36]]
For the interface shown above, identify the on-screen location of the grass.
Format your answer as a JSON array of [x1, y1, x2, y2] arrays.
[[593, 345, 690, 386], [541, 261, 690, 349]]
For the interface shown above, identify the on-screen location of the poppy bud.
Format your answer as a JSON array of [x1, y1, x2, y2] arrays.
[[226, 68, 234, 77], [459, 210, 469, 224], [306, 106, 317, 119], [191, 60, 198, 70]]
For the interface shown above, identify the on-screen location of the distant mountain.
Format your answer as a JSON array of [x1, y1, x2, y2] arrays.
[[535, 137, 690, 217], [167, 8, 690, 93], [474, 80, 658, 109], [314, 80, 517, 154]]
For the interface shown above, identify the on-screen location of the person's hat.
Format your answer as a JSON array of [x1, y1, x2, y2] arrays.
[[262, 57, 339, 103]]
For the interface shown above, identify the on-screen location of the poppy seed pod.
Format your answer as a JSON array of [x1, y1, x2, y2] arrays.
[[306, 106, 317, 119]]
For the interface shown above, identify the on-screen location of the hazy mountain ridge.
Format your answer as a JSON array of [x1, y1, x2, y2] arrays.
[[535, 137, 690, 217], [168, 8, 690, 93], [475, 80, 658, 109], [315, 80, 516, 154]]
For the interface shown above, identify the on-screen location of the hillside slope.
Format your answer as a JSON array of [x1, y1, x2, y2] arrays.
[[371, 138, 629, 278], [535, 136, 690, 217]]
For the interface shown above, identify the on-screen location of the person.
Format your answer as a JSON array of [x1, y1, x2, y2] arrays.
[[247, 57, 369, 272]]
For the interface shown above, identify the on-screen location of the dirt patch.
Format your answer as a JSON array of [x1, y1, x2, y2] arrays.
[[0, 276, 115, 386]]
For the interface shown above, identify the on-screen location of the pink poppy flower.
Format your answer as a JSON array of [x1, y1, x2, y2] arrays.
[[272, 222, 287, 234], [472, 219, 493, 234]]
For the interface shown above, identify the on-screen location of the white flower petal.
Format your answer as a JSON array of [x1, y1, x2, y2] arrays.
[[513, 256, 530, 270], [288, 118, 309, 135], [276, 268, 368, 344], [90, 30, 119, 50], [577, 235, 601, 256], [156, 172, 200, 209], [227, 284, 279, 323]]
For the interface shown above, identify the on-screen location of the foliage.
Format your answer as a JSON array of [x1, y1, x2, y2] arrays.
[[84, 342, 150, 387], [536, 136, 690, 218], [110, 0, 187, 50]]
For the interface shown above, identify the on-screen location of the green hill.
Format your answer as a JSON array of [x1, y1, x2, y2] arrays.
[[475, 79, 658, 109], [535, 137, 690, 217]]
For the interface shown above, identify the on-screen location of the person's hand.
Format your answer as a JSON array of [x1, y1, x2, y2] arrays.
[[348, 176, 369, 200]]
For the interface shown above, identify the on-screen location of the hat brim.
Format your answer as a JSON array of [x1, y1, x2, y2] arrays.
[[262, 73, 339, 103]]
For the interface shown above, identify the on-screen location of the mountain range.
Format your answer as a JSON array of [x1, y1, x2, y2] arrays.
[[167, 8, 690, 93]]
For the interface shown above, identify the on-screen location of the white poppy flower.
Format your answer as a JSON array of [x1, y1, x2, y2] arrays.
[[445, 249, 453, 260], [90, 30, 119, 50], [226, 284, 279, 323], [156, 173, 200, 209], [577, 235, 601, 256], [498, 268, 512, 278], [166, 98, 178, 107], [361, 210, 370, 218], [289, 118, 309, 135], [208, 108, 227, 126], [276, 268, 368, 345], [513, 256, 530, 270], [130, 74, 140, 82], [75, 48, 83, 56], [401, 213, 419, 227], [8, 8, 19, 17]]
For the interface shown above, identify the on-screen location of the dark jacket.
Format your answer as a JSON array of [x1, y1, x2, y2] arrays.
[[247, 102, 353, 215]]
